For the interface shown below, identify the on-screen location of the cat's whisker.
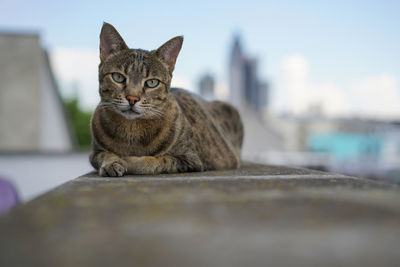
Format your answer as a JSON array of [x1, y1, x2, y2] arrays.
[[148, 112, 162, 119], [98, 102, 118, 112], [146, 105, 163, 113], [148, 109, 165, 119]]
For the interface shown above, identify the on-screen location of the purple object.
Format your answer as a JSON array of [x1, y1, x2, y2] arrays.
[[0, 178, 20, 214]]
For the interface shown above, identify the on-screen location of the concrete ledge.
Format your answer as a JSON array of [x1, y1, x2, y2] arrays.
[[1, 162, 400, 267]]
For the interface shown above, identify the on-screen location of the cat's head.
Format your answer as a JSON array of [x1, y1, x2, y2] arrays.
[[98, 22, 183, 120]]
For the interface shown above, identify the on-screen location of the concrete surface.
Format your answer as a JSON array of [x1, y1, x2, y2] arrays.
[[1, 162, 400, 267]]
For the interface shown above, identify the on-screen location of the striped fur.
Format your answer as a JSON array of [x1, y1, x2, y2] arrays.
[[90, 23, 243, 176]]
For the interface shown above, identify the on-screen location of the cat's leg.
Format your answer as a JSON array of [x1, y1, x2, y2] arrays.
[[90, 151, 128, 177], [122, 154, 203, 175]]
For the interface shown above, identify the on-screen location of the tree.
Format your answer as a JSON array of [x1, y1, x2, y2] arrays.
[[64, 97, 92, 148]]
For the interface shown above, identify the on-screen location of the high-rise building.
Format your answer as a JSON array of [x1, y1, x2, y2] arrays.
[[198, 73, 215, 101], [229, 35, 268, 113]]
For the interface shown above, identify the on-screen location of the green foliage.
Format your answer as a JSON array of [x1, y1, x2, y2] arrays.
[[64, 97, 92, 149]]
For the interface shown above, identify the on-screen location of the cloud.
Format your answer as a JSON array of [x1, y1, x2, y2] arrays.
[[171, 75, 195, 93], [49, 48, 100, 110], [278, 54, 311, 114], [274, 53, 400, 118], [350, 74, 400, 118], [214, 81, 229, 100]]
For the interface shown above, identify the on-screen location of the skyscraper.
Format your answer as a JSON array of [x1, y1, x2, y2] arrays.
[[229, 35, 268, 113], [198, 73, 215, 101]]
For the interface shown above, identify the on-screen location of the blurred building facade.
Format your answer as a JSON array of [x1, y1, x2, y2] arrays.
[[248, 114, 400, 183], [0, 32, 74, 152], [225, 35, 400, 183], [198, 73, 215, 101], [0, 32, 90, 203], [227, 35, 283, 153], [229, 35, 268, 113]]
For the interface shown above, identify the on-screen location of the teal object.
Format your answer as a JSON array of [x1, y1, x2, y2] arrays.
[[308, 133, 382, 160]]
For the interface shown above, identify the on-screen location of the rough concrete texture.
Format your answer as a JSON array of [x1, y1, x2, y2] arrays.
[[1, 162, 400, 267]]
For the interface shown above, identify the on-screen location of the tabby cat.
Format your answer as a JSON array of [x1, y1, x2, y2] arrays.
[[90, 23, 243, 176]]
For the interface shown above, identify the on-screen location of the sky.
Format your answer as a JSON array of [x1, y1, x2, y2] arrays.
[[1, 0, 400, 118]]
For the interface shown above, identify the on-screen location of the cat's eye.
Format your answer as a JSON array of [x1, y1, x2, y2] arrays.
[[112, 73, 126, 83], [145, 79, 160, 88]]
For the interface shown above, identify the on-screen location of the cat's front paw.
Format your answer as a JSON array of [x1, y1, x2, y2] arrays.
[[99, 159, 127, 177]]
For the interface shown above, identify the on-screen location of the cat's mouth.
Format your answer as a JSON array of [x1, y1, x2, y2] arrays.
[[120, 107, 142, 119], [122, 109, 140, 115]]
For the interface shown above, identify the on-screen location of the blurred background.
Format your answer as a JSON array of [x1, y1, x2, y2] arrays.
[[1, 0, 400, 210]]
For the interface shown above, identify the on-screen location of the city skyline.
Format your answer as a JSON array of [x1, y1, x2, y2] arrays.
[[229, 35, 268, 113], [1, 0, 399, 118]]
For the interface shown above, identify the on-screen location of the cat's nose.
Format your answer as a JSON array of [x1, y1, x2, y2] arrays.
[[126, 95, 140, 105]]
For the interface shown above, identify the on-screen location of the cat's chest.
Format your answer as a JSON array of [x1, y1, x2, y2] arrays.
[[111, 129, 151, 157], [111, 123, 167, 157]]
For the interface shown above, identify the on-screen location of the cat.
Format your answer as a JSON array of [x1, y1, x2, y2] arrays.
[[90, 22, 244, 176]]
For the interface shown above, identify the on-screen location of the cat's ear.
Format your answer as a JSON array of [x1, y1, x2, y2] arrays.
[[155, 36, 183, 74], [99, 22, 129, 62]]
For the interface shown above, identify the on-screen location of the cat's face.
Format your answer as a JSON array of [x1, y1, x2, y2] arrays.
[[99, 49, 171, 120], [98, 23, 183, 120]]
